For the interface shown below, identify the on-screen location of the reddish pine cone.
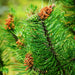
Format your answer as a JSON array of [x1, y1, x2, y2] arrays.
[[38, 4, 55, 20], [74, 36, 75, 40], [5, 14, 15, 30], [24, 53, 33, 71], [16, 39, 24, 47]]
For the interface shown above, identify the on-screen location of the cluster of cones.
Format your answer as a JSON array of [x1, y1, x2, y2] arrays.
[[24, 53, 33, 71], [74, 36, 75, 40], [38, 4, 55, 20], [5, 14, 15, 30], [16, 39, 24, 49]]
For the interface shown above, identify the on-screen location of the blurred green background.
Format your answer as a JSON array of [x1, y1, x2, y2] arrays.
[[0, 0, 50, 24]]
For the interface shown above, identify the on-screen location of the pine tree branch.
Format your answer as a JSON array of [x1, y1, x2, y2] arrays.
[[9, 30, 18, 41], [41, 21, 66, 75], [41, 21, 57, 55]]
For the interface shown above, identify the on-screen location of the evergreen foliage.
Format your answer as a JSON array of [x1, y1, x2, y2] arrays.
[[0, 0, 75, 75]]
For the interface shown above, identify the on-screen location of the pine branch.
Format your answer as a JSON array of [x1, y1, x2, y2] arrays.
[[41, 21, 57, 55], [41, 20, 66, 75], [9, 30, 18, 41]]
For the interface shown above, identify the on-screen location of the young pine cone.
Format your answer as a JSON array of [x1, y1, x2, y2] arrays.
[[24, 53, 33, 71], [38, 4, 55, 20], [5, 14, 15, 30]]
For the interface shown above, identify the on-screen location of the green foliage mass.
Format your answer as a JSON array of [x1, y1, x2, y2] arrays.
[[0, 0, 75, 75]]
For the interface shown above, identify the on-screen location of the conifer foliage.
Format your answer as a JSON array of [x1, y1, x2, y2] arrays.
[[1, 0, 75, 75]]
